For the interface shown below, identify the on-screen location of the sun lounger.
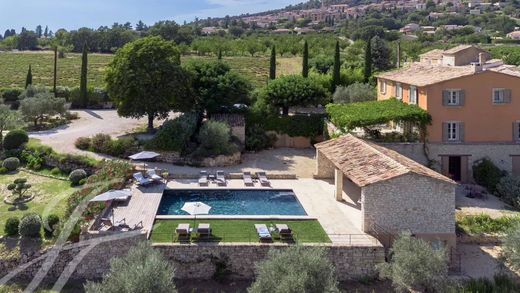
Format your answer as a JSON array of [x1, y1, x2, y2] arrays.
[[216, 170, 226, 186], [256, 171, 270, 186], [255, 224, 272, 242], [198, 171, 208, 186], [197, 223, 211, 239], [275, 224, 293, 240], [146, 169, 163, 182], [133, 172, 153, 186], [99, 218, 114, 232], [243, 171, 254, 186], [175, 223, 190, 242]]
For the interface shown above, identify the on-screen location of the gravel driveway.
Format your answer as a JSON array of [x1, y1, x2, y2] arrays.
[[29, 110, 149, 159]]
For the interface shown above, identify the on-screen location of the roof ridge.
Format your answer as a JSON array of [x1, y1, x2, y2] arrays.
[[353, 135, 411, 174]]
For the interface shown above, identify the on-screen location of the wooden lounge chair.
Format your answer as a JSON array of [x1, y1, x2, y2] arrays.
[[243, 171, 254, 186], [175, 223, 190, 242], [146, 169, 163, 182], [198, 171, 208, 186], [256, 171, 270, 186], [255, 224, 272, 242], [197, 223, 211, 239], [216, 170, 226, 186], [275, 224, 293, 241], [133, 172, 153, 186]]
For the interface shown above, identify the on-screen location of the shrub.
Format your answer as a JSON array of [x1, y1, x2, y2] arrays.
[[146, 113, 198, 153], [84, 242, 176, 293], [2, 157, 20, 171], [456, 214, 519, 235], [18, 213, 42, 238], [90, 133, 113, 154], [377, 232, 450, 292], [0, 167, 7, 174], [4, 217, 19, 236], [3, 129, 29, 150], [108, 136, 138, 157], [245, 124, 275, 151], [463, 274, 519, 292], [473, 158, 506, 193], [75, 137, 92, 150], [50, 167, 61, 176], [194, 121, 237, 157], [248, 246, 339, 293], [22, 151, 44, 170], [496, 175, 520, 208], [501, 222, 520, 271], [43, 214, 60, 236], [1, 88, 22, 102], [333, 83, 376, 104], [69, 169, 87, 185]]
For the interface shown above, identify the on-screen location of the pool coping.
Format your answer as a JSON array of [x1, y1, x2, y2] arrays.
[[155, 215, 316, 220]]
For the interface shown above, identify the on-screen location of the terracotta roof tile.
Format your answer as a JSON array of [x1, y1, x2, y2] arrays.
[[315, 134, 455, 187]]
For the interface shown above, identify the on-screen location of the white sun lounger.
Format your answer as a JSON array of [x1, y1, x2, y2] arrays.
[[133, 172, 153, 186], [243, 171, 254, 186], [216, 170, 226, 186], [146, 169, 163, 182], [255, 224, 272, 242], [198, 171, 208, 186], [256, 171, 270, 186]]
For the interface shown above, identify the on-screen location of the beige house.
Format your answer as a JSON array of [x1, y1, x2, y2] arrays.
[[315, 134, 456, 249]]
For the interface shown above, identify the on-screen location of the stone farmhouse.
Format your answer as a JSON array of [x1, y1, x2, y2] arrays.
[[377, 45, 520, 183]]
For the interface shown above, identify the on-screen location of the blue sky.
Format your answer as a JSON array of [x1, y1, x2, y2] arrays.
[[1, 0, 302, 33]]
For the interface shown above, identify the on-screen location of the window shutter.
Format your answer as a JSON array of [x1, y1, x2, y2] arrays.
[[442, 90, 449, 106], [504, 89, 512, 103], [416, 88, 419, 105], [458, 122, 465, 142], [442, 122, 449, 142], [459, 90, 465, 106], [514, 121, 520, 142]]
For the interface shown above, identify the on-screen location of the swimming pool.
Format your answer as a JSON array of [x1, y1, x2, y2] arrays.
[[157, 189, 307, 216]]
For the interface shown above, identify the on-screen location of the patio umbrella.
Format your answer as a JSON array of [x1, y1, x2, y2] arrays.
[[181, 202, 211, 225], [89, 189, 132, 202], [128, 151, 160, 170]]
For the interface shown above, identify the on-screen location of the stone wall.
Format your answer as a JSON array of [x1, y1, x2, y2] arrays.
[[156, 151, 241, 167], [362, 173, 456, 245], [2, 233, 385, 283], [315, 149, 336, 179]]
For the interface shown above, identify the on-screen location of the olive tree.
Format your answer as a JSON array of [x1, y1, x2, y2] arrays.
[[262, 75, 328, 115], [19, 87, 66, 127], [106, 36, 193, 132], [377, 232, 450, 292], [501, 223, 520, 271], [248, 246, 339, 293], [84, 242, 176, 293], [333, 83, 376, 104], [0, 104, 22, 149]]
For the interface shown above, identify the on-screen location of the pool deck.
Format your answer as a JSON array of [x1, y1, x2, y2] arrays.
[[165, 179, 379, 246]]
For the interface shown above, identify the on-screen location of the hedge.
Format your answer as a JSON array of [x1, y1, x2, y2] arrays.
[[247, 113, 326, 138], [326, 98, 431, 130]]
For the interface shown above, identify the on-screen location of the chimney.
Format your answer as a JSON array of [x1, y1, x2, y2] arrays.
[[479, 52, 487, 65]]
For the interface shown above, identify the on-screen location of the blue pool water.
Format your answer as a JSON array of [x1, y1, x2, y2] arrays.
[[158, 189, 307, 216]]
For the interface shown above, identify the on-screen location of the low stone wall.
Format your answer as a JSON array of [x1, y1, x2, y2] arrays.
[[156, 151, 241, 167], [269, 132, 325, 149], [2, 233, 385, 283]]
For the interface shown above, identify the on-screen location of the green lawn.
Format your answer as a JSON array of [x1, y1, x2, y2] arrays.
[[0, 170, 76, 235], [0, 51, 300, 89], [150, 219, 330, 243]]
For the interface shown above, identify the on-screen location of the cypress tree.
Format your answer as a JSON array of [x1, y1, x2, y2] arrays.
[[269, 45, 276, 80], [80, 43, 88, 108], [364, 38, 372, 83], [25, 65, 32, 88], [53, 46, 58, 97], [217, 48, 222, 60], [302, 40, 309, 78], [332, 40, 341, 92]]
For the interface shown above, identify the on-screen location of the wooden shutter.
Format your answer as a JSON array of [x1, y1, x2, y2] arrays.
[[441, 156, 450, 177], [442, 122, 449, 142], [504, 89, 512, 103], [459, 90, 465, 106], [442, 90, 449, 106], [458, 122, 465, 142], [514, 121, 520, 142]]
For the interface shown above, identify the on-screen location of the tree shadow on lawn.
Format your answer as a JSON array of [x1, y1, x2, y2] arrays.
[[7, 203, 29, 212]]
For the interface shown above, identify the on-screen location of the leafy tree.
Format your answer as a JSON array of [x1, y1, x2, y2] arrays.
[[106, 36, 192, 132], [302, 40, 309, 78], [0, 104, 22, 149], [502, 223, 520, 271], [248, 246, 339, 293], [194, 120, 237, 157], [149, 20, 192, 44], [84, 242, 176, 293], [16, 30, 38, 50], [269, 46, 276, 80], [80, 43, 88, 108], [363, 39, 372, 83], [377, 232, 450, 292], [332, 40, 341, 92], [262, 75, 328, 115], [185, 60, 251, 116], [333, 83, 376, 104], [19, 87, 66, 127], [371, 36, 392, 71], [25, 65, 32, 88]]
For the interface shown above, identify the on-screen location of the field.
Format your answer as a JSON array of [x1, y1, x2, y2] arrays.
[[0, 51, 301, 89]]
